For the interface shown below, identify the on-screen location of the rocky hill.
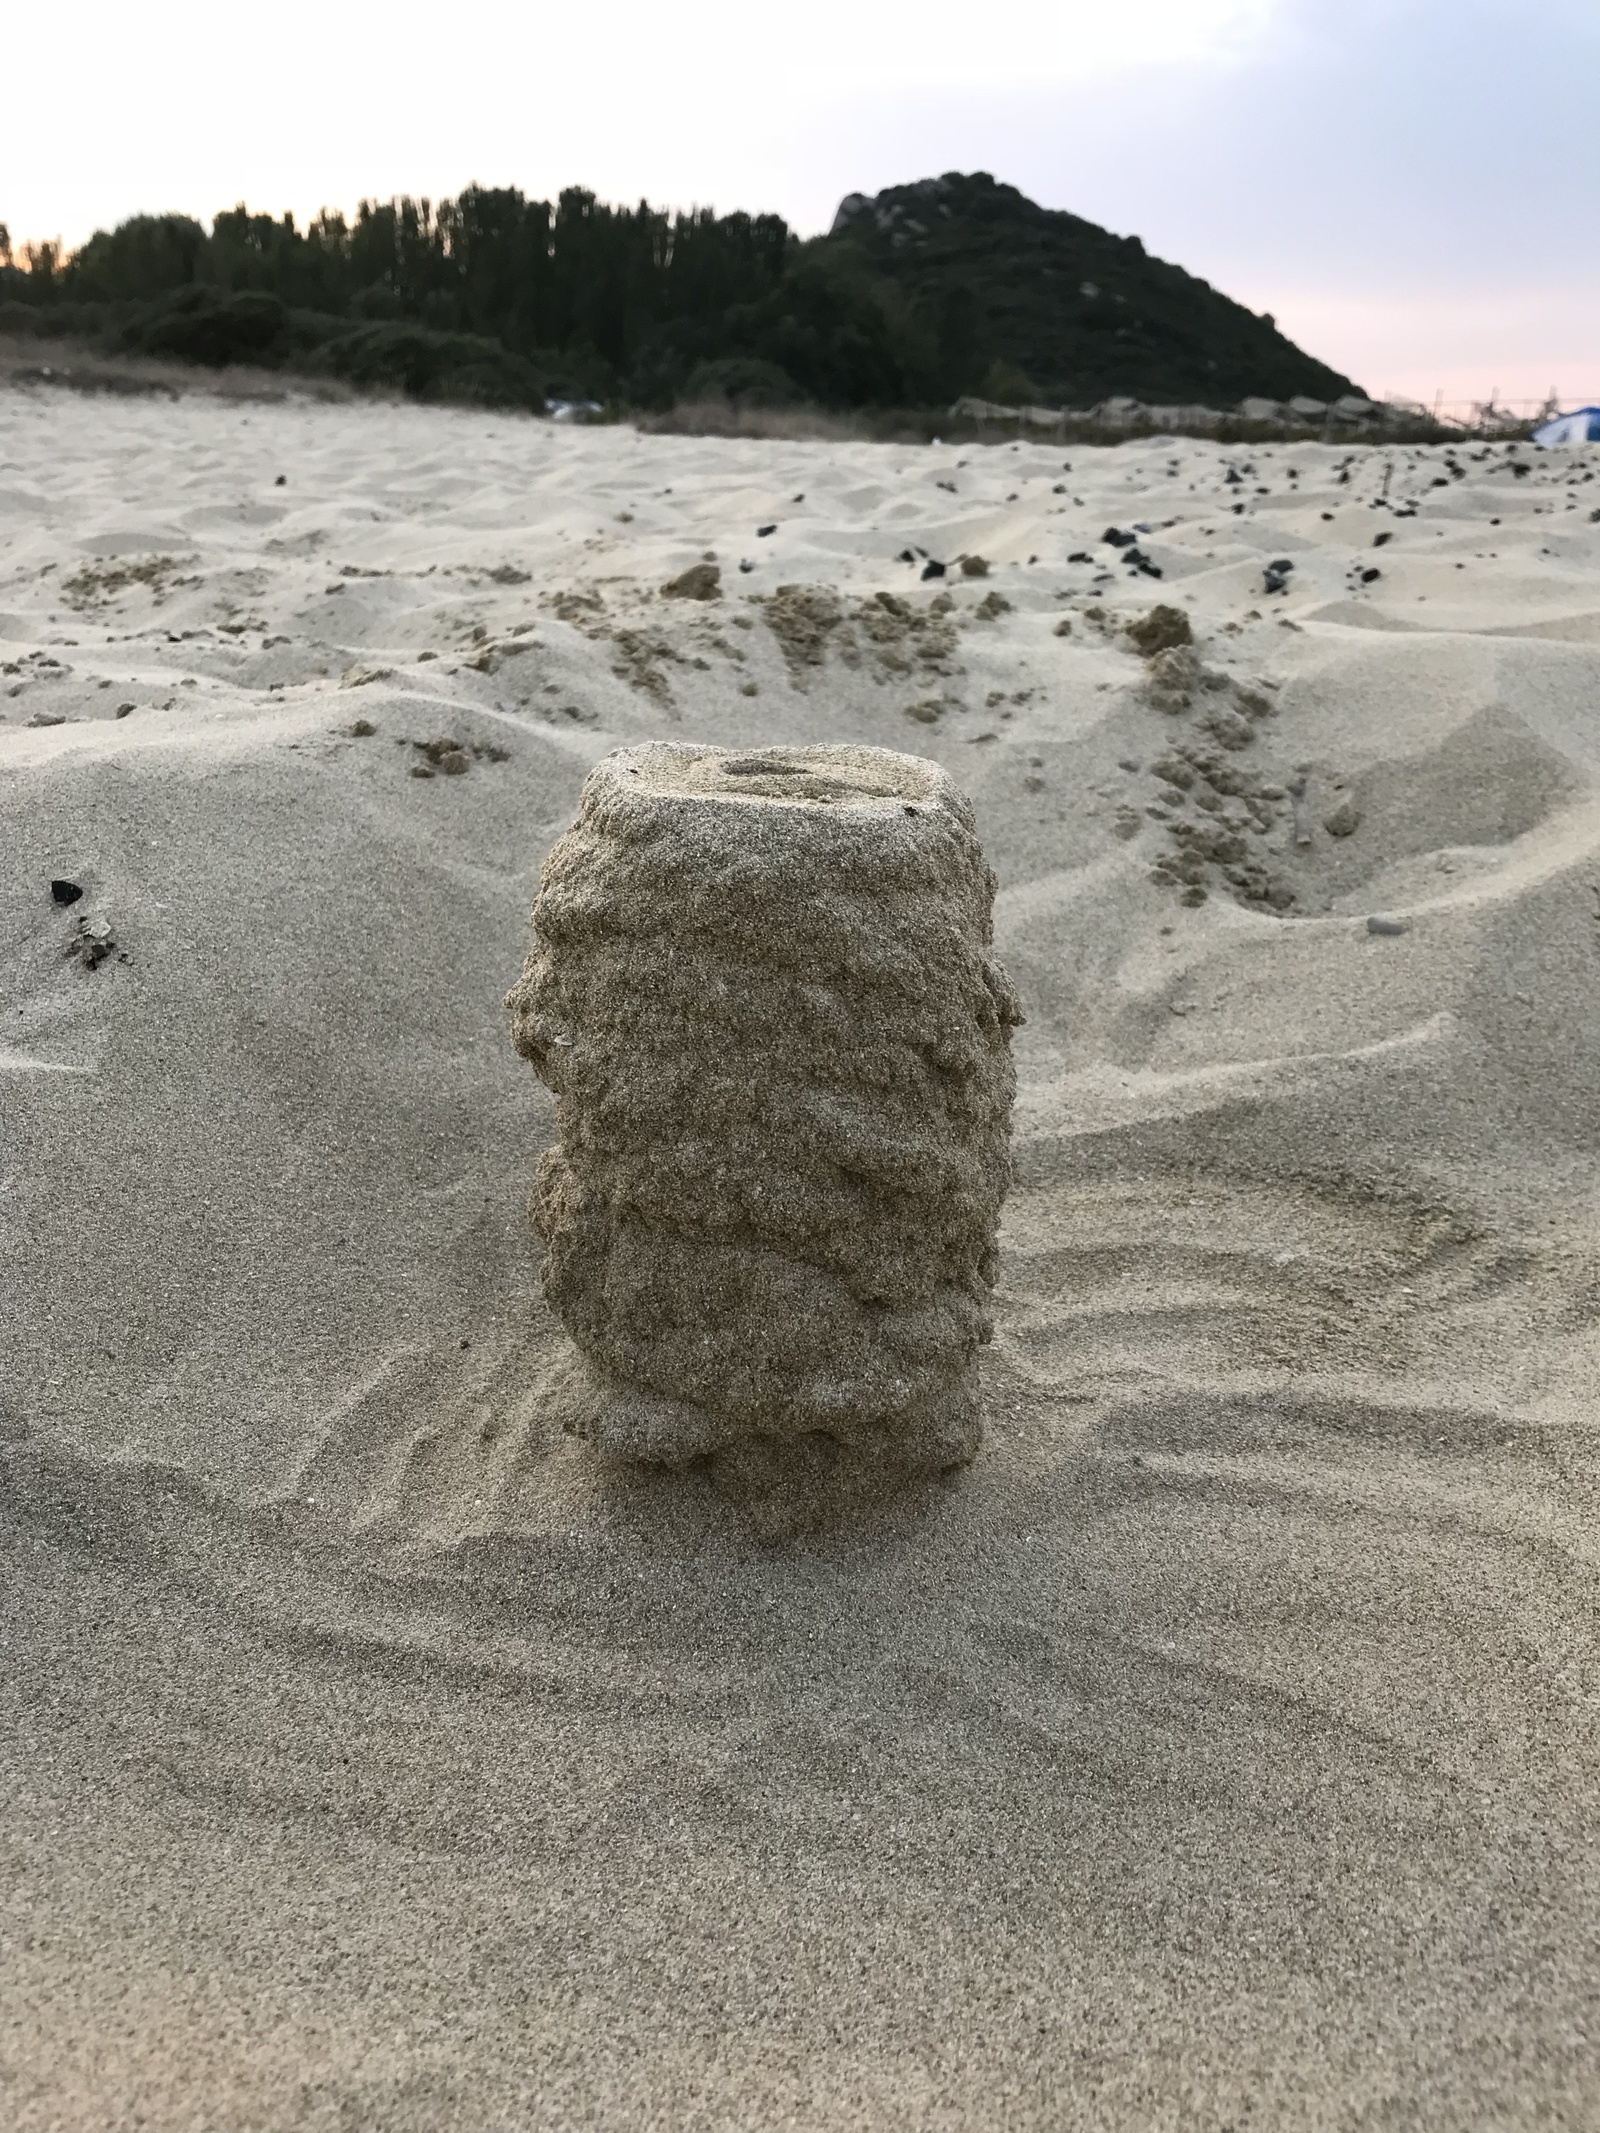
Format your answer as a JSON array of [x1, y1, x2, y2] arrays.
[[820, 173, 1358, 409]]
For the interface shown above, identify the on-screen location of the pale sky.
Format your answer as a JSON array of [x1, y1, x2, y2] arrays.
[[5, 0, 1596, 405]]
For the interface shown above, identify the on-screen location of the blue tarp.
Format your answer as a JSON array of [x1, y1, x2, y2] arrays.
[[1532, 407, 1600, 446]]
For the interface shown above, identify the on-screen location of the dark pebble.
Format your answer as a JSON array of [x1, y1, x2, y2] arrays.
[[51, 879, 84, 906]]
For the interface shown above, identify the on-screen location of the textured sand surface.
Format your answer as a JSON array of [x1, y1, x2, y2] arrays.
[[3, 390, 1599, 2130]]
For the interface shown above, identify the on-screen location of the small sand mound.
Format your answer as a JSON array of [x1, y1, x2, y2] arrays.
[[660, 562, 721, 601], [1126, 602, 1194, 655]]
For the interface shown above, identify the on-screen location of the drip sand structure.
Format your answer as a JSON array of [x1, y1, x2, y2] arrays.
[[507, 741, 1021, 1515]]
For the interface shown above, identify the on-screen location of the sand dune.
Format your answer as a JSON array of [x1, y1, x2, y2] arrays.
[[3, 388, 1598, 2130]]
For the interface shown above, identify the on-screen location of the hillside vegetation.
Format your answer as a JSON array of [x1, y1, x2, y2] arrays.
[[0, 174, 1357, 413]]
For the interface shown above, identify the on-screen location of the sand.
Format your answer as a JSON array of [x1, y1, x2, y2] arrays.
[[2, 387, 1598, 2130]]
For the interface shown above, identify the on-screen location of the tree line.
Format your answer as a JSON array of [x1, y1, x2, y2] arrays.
[[0, 189, 939, 410]]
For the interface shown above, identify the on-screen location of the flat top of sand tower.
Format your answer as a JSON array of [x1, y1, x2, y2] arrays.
[[599, 742, 947, 810]]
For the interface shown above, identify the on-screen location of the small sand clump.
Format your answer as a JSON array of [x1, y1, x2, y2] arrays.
[[660, 562, 721, 600], [1126, 603, 1194, 656], [506, 741, 1021, 1523]]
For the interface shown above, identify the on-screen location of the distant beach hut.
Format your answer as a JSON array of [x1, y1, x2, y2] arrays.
[[1532, 406, 1600, 446]]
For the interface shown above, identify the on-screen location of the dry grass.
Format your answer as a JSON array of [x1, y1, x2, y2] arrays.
[[0, 343, 1520, 447], [635, 399, 924, 444], [0, 333, 361, 405]]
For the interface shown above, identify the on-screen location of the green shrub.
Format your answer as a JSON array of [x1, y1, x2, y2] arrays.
[[980, 358, 1042, 406], [683, 355, 799, 407], [124, 288, 288, 366], [314, 322, 547, 408]]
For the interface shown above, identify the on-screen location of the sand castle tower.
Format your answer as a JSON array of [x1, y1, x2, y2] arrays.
[[507, 742, 1020, 1515]]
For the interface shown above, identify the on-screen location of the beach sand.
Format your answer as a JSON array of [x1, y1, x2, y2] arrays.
[[3, 388, 1597, 2129]]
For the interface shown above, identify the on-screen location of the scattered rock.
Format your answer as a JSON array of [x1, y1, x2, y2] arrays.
[[350, 719, 377, 738], [1366, 915, 1408, 936], [115, 701, 134, 717], [974, 591, 1012, 620], [959, 555, 990, 578], [920, 560, 947, 581], [661, 563, 722, 601], [757, 525, 777, 538], [1103, 528, 1136, 548], [50, 879, 84, 906], [1324, 797, 1363, 838]]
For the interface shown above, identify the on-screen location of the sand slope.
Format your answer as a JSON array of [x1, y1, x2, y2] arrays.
[[3, 389, 1598, 2130]]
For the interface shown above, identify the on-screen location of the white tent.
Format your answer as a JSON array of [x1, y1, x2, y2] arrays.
[[1532, 406, 1600, 446]]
